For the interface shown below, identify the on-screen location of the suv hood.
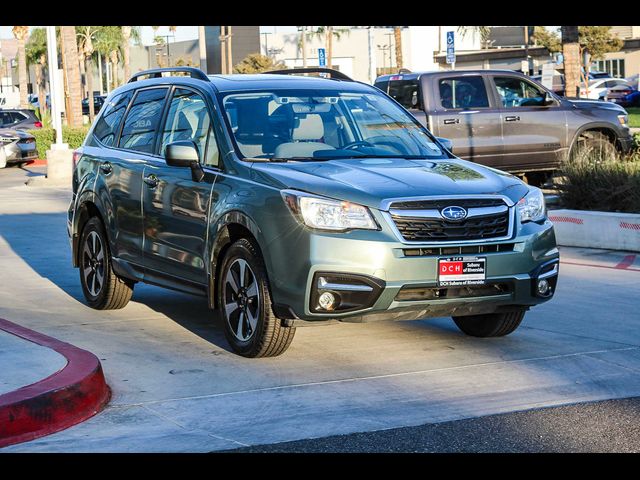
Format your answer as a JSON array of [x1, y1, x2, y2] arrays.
[[250, 157, 529, 210]]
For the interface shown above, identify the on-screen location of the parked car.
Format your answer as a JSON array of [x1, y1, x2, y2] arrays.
[[29, 94, 50, 110], [0, 128, 38, 169], [0, 109, 42, 130], [68, 67, 560, 358], [82, 95, 107, 116], [605, 84, 640, 107], [579, 78, 630, 100], [374, 70, 633, 183]]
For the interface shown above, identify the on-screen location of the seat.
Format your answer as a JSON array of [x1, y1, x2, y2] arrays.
[[273, 114, 335, 158]]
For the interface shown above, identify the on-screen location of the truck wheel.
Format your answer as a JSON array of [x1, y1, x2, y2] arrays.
[[452, 310, 526, 337], [79, 216, 134, 310], [571, 132, 617, 162], [218, 238, 296, 358]]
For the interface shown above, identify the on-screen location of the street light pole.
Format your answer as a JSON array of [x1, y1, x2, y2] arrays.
[[46, 26, 63, 148]]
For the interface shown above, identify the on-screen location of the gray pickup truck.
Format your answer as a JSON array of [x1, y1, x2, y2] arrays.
[[375, 70, 634, 183]]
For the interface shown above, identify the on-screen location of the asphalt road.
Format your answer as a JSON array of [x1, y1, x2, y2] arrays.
[[228, 397, 640, 453], [1, 164, 639, 452]]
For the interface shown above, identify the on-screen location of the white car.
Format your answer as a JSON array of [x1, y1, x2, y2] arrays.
[[580, 78, 630, 100]]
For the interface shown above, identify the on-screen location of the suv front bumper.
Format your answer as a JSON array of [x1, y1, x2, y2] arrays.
[[266, 215, 559, 323]]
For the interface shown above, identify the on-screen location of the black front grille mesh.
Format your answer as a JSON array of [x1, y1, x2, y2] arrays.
[[390, 198, 510, 242]]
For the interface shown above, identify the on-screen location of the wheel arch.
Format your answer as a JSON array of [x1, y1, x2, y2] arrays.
[[72, 194, 110, 268], [569, 123, 621, 157]]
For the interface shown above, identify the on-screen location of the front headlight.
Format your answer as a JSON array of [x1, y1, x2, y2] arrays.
[[282, 190, 378, 231], [517, 187, 546, 223], [618, 114, 628, 126]]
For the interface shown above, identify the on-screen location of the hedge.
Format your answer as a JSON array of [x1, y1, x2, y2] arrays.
[[556, 151, 640, 213], [26, 127, 90, 159]]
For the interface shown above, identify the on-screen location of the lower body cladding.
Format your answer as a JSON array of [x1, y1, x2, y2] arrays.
[[269, 219, 559, 325]]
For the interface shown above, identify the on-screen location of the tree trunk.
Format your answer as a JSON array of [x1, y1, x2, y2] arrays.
[[327, 26, 333, 69], [34, 63, 46, 116], [86, 56, 95, 121], [301, 27, 307, 68], [17, 37, 29, 108], [561, 26, 580, 99], [61, 26, 84, 127], [79, 55, 87, 98], [394, 27, 403, 70], [122, 26, 132, 82]]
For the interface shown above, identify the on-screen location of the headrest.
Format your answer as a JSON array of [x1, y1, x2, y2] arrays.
[[292, 114, 324, 141]]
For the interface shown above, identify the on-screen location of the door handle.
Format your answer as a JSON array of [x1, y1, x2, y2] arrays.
[[144, 174, 158, 188], [505, 115, 521, 122], [443, 118, 460, 125], [99, 162, 113, 174]]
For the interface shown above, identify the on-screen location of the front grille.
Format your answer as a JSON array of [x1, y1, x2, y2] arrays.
[[389, 198, 511, 242], [403, 243, 515, 257], [391, 198, 505, 210]]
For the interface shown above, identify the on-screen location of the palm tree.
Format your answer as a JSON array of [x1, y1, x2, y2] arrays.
[[393, 27, 403, 70], [297, 26, 308, 67], [12, 26, 30, 108], [60, 26, 83, 127], [77, 26, 100, 120], [95, 26, 122, 90], [25, 27, 48, 115], [120, 26, 139, 82]]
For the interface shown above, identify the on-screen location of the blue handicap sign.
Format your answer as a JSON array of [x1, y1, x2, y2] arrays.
[[318, 48, 326, 67], [446, 31, 455, 64]]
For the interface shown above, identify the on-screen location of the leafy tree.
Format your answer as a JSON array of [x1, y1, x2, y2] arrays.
[[233, 53, 286, 74], [579, 26, 623, 79], [94, 26, 122, 90], [533, 26, 561, 54]]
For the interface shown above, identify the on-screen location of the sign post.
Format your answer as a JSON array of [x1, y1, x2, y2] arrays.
[[318, 48, 326, 67], [446, 31, 455, 69]]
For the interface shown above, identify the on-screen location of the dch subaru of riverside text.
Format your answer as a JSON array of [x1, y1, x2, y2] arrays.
[[67, 67, 559, 357]]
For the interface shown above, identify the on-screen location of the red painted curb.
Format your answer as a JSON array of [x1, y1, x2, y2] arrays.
[[26, 158, 47, 167], [0, 318, 110, 448]]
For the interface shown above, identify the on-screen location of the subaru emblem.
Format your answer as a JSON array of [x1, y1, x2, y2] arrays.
[[441, 206, 467, 221]]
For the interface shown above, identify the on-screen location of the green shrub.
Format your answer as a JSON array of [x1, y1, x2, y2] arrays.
[[556, 151, 640, 213], [26, 126, 90, 159]]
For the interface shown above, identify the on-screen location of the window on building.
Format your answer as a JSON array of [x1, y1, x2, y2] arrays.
[[592, 59, 626, 79]]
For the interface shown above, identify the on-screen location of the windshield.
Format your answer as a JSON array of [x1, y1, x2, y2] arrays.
[[220, 89, 445, 161]]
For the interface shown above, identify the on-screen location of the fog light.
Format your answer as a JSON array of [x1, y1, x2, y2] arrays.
[[318, 291, 337, 311], [537, 279, 550, 296]]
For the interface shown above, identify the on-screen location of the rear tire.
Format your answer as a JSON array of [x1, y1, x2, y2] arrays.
[[79, 217, 134, 310], [218, 238, 295, 358], [452, 310, 526, 337]]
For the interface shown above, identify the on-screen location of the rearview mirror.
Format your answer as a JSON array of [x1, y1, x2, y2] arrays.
[[165, 140, 205, 182], [436, 137, 453, 152]]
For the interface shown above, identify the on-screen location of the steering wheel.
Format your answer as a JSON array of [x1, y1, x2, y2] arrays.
[[343, 140, 376, 150]]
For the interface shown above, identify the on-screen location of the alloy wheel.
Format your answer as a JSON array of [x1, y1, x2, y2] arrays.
[[82, 231, 105, 297], [223, 258, 260, 341]]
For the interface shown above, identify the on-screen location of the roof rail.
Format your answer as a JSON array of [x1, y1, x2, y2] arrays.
[[128, 67, 209, 83], [262, 67, 353, 81]]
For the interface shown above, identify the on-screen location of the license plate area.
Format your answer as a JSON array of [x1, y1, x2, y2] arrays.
[[438, 256, 486, 286]]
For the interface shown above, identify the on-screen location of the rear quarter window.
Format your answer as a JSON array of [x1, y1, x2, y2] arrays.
[[387, 79, 421, 109], [119, 88, 168, 154], [92, 91, 133, 147]]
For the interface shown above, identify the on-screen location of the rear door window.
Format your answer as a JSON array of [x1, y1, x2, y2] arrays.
[[438, 76, 489, 109], [119, 88, 168, 154], [387, 79, 421, 109], [92, 91, 133, 147]]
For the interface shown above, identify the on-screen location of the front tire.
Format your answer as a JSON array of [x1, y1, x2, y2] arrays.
[[571, 132, 617, 162], [452, 310, 526, 337], [218, 238, 295, 358], [79, 217, 134, 310]]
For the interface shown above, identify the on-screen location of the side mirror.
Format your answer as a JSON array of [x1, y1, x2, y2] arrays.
[[165, 140, 205, 182], [542, 91, 555, 106], [436, 137, 453, 152]]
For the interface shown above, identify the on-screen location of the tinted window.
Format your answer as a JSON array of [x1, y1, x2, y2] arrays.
[[494, 77, 546, 108], [160, 88, 219, 166], [92, 91, 132, 146], [119, 88, 168, 154], [439, 76, 489, 109], [387, 79, 421, 109]]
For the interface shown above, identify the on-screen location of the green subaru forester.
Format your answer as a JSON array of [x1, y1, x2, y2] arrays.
[[68, 67, 559, 357]]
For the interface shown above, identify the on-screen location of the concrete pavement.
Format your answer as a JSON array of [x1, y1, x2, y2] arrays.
[[1, 164, 639, 452]]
